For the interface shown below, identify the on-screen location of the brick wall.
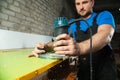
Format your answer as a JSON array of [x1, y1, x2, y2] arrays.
[[0, 0, 62, 36]]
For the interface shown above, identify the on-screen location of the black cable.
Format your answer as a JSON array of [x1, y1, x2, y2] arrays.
[[69, 18, 93, 80]]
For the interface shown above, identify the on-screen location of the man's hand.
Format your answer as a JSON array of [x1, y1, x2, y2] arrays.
[[28, 43, 46, 57], [53, 34, 80, 56]]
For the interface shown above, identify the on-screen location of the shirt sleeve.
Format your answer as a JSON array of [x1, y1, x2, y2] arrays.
[[97, 11, 116, 28]]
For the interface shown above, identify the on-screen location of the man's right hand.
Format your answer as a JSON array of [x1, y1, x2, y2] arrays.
[[28, 43, 46, 57]]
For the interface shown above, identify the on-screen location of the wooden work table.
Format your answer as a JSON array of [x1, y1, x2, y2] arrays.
[[0, 49, 68, 80]]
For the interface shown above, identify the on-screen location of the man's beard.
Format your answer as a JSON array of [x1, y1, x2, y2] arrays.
[[80, 11, 92, 19]]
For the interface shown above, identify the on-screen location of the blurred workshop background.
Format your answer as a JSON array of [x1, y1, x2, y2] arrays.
[[0, 0, 120, 80]]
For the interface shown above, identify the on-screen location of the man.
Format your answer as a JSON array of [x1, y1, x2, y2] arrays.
[[29, 0, 118, 80]]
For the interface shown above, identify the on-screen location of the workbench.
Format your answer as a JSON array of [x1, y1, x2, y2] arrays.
[[0, 49, 70, 80]]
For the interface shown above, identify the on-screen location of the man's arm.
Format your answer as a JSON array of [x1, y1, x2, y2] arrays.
[[53, 24, 114, 56], [78, 24, 114, 55]]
